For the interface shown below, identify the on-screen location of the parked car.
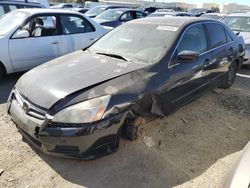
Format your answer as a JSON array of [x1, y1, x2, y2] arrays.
[[189, 8, 212, 17], [148, 11, 192, 17], [85, 5, 133, 18], [50, 3, 76, 9], [0, 9, 107, 79], [0, 0, 45, 17], [94, 8, 147, 29], [71, 7, 89, 14], [222, 141, 250, 188], [221, 13, 250, 68], [200, 13, 227, 20], [155, 8, 175, 13], [84, 1, 103, 9], [7, 17, 244, 159]]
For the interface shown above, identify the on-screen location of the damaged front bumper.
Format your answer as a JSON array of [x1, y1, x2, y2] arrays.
[[7, 90, 124, 160]]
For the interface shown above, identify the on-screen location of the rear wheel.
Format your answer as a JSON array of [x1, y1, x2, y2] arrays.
[[219, 61, 238, 89], [0, 68, 3, 82]]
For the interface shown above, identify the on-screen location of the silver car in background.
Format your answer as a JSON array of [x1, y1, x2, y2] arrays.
[[222, 141, 250, 188], [221, 13, 250, 68]]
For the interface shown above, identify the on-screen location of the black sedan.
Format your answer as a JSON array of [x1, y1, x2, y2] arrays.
[[7, 17, 244, 159], [94, 8, 147, 29]]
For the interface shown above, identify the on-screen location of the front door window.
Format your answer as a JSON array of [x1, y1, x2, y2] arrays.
[[21, 15, 58, 37]]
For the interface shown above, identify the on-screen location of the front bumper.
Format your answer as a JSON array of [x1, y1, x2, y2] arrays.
[[7, 90, 125, 160]]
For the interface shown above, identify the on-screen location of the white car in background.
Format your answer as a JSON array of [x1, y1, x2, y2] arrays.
[[221, 13, 250, 68], [0, 9, 107, 79]]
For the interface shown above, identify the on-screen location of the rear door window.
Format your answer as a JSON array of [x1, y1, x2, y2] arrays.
[[65, 4, 73, 8], [120, 11, 134, 21], [8, 5, 17, 11], [206, 23, 227, 48], [0, 5, 5, 16], [60, 15, 95, 34], [136, 11, 145, 18]]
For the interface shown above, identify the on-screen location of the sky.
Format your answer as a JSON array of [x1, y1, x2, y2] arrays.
[[155, 0, 250, 6]]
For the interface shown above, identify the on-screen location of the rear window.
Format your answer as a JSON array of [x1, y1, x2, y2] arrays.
[[8, 5, 17, 11], [206, 23, 227, 48], [0, 5, 5, 16]]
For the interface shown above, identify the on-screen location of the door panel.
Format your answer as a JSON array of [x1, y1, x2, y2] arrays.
[[203, 23, 235, 85], [60, 32, 96, 55], [9, 36, 61, 71], [162, 53, 211, 114], [59, 15, 97, 55]]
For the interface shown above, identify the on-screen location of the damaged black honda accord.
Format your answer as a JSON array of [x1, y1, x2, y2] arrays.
[[8, 17, 244, 159]]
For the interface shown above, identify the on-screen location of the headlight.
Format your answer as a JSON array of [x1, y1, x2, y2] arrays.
[[52, 95, 111, 124]]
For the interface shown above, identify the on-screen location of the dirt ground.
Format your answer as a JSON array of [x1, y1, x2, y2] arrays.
[[0, 68, 250, 188]]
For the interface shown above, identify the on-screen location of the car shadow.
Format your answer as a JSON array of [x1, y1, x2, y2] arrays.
[[0, 73, 23, 104], [32, 138, 191, 188]]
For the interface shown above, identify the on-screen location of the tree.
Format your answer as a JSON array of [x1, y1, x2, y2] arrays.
[[211, 7, 220, 13]]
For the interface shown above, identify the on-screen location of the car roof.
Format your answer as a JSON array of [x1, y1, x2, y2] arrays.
[[0, 0, 43, 6], [203, 13, 226, 16], [151, 12, 174, 15], [14, 8, 82, 15], [92, 5, 124, 8], [175, 12, 191, 14], [106, 8, 139, 11], [129, 17, 218, 27], [227, 12, 250, 17]]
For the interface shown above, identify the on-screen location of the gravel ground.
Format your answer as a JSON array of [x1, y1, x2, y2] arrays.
[[0, 68, 250, 188]]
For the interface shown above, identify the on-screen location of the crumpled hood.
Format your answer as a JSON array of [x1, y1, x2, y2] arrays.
[[16, 50, 148, 109], [239, 32, 250, 44]]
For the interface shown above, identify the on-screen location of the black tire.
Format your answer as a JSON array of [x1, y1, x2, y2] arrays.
[[121, 123, 138, 141], [245, 65, 250, 69], [219, 61, 238, 89], [0, 68, 3, 82]]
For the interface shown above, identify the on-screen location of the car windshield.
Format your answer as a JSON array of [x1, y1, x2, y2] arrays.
[[0, 11, 30, 36], [89, 23, 177, 64], [96, 9, 124, 20], [85, 6, 107, 15], [222, 16, 250, 32]]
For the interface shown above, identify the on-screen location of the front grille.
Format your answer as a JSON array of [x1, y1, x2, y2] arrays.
[[12, 90, 47, 120], [53, 145, 80, 154]]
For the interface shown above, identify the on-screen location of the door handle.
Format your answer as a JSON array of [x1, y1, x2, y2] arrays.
[[203, 58, 210, 69], [228, 47, 234, 52], [89, 38, 95, 41], [51, 41, 59, 45], [204, 58, 210, 65]]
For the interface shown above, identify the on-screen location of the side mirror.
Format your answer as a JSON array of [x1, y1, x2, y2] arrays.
[[12, 30, 29, 39], [177, 50, 199, 62], [233, 31, 240, 36]]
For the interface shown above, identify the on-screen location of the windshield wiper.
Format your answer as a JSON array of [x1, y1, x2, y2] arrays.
[[96, 52, 131, 62]]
